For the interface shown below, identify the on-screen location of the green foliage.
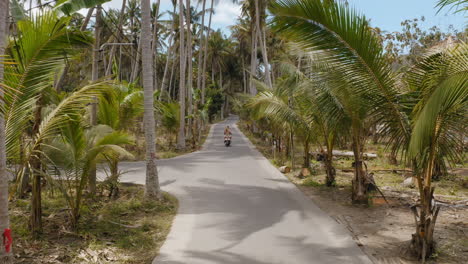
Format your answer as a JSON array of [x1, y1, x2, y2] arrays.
[[9, 0, 28, 22], [206, 87, 224, 122], [436, 0, 468, 13], [3, 10, 92, 162], [406, 43, 468, 175], [54, 0, 112, 16]]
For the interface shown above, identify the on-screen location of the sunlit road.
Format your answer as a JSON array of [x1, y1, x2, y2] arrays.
[[98, 116, 373, 264]]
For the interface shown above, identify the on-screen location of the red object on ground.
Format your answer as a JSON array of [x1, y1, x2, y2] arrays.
[[3, 228, 12, 253]]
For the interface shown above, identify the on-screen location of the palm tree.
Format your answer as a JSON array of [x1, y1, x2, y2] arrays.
[[270, 0, 408, 204], [3, 10, 93, 233], [249, 72, 314, 169], [45, 120, 133, 228], [141, 0, 161, 198], [404, 43, 467, 261], [0, 0, 12, 260]]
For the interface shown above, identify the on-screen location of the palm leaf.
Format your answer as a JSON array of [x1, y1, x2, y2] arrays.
[[54, 0, 112, 16]]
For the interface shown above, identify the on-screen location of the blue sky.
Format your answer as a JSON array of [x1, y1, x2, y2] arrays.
[[101, 0, 465, 35]]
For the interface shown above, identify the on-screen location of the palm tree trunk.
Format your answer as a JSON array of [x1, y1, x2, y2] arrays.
[[254, 0, 272, 88], [177, 0, 187, 149], [152, 0, 161, 90], [201, 0, 214, 104], [80, 7, 95, 31], [196, 0, 207, 99], [324, 135, 336, 187], [411, 148, 440, 261], [160, 4, 177, 100], [30, 99, 43, 236], [185, 0, 193, 141], [241, 55, 247, 93], [0, 0, 13, 260], [290, 131, 295, 169], [160, 36, 173, 99], [249, 24, 257, 95], [130, 41, 141, 83], [168, 54, 176, 100], [303, 140, 310, 169], [105, 0, 127, 76], [142, 0, 161, 198], [351, 128, 368, 204], [89, 5, 102, 195]]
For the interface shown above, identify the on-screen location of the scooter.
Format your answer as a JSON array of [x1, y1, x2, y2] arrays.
[[224, 135, 232, 147]]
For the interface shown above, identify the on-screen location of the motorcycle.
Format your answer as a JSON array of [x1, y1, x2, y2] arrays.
[[224, 135, 232, 147]]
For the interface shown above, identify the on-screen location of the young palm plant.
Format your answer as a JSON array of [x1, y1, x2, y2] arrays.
[[45, 119, 133, 228], [404, 43, 468, 261], [249, 65, 314, 169], [2, 10, 94, 234]]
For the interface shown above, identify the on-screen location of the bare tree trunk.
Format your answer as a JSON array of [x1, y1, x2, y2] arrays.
[[30, 97, 43, 236], [177, 0, 186, 149], [351, 128, 368, 204], [80, 7, 95, 31], [249, 24, 257, 95], [105, 0, 127, 76], [196, 0, 207, 98], [160, 4, 177, 100], [0, 0, 13, 260], [89, 5, 102, 195], [254, 0, 272, 88], [410, 150, 440, 261], [152, 0, 161, 90], [324, 135, 336, 187], [185, 0, 193, 141], [201, 0, 214, 104], [241, 55, 247, 93], [142, 0, 161, 198], [303, 140, 310, 169], [168, 54, 176, 100], [160, 36, 173, 99], [130, 41, 141, 83]]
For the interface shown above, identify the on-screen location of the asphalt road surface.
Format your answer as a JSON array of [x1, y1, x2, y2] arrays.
[[99, 116, 373, 264]]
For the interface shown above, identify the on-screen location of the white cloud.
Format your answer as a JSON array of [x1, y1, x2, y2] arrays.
[[212, 1, 241, 29]]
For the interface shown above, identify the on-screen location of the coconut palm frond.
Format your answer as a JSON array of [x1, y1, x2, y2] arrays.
[[3, 10, 92, 159], [435, 0, 468, 14]]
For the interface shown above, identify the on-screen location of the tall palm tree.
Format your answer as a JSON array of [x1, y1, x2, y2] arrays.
[[177, 0, 187, 149], [0, 0, 12, 260], [141, 0, 161, 198]]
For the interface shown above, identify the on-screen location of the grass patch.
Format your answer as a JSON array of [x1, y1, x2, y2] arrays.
[[11, 184, 177, 264]]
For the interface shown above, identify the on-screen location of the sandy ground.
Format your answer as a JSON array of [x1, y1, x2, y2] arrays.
[[286, 172, 468, 264]]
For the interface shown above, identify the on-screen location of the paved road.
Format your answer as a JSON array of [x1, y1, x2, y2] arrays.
[[99, 116, 373, 264]]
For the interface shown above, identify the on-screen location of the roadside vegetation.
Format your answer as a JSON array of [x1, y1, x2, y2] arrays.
[[11, 184, 177, 263]]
